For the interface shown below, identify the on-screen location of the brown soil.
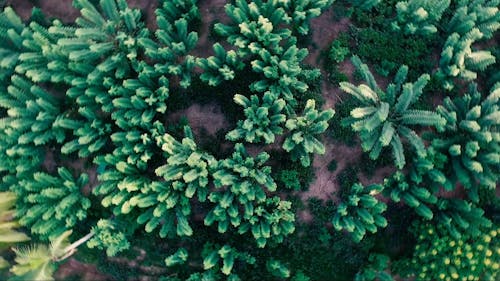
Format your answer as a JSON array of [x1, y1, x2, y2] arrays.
[[167, 103, 230, 137], [55, 258, 110, 281], [301, 139, 362, 202]]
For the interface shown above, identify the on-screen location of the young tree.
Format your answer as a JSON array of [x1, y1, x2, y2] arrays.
[[197, 43, 245, 86], [432, 83, 499, 202], [383, 172, 437, 220], [391, 0, 451, 36], [14, 168, 91, 241], [277, 0, 334, 36], [341, 56, 445, 169], [226, 91, 286, 144], [208, 143, 295, 247], [332, 183, 388, 242], [436, 29, 496, 90], [283, 99, 334, 167]]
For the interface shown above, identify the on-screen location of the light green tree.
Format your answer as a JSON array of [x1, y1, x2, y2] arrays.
[[14, 168, 90, 241], [226, 91, 286, 144], [391, 0, 450, 36], [197, 43, 245, 86], [207, 144, 295, 247], [436, 29, 496, 90], [341, 56, 445, 169], [283, 99, 334, 167], [432, 83, 499, 201], [383, 172, 437, 220], [332, 183, 388, 242], [277, 0, 334, 36]]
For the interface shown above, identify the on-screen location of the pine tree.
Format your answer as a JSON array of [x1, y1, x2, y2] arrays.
[[436, 29, 496, 90], [283, 99, 334, 167], [341, 56, 445, 169], [277, 0, 334, 36], [226, 91, 286, 144], [391, 0, 451, 36], [383, 172, 437, 220], [432, 83, 499, 201], [447, 0, 499, 39], [13, 168, 91, 241], [208, 143, 295, 247], [197, 43, 245, 86], [332, 183, 388, 242]]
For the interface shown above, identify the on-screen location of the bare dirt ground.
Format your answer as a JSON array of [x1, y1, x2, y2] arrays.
[[168, 103, 230, 137]]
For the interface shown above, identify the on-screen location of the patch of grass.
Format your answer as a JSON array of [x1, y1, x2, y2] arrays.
[[336, 166, 360, 199], [350, 27, 436, 80], [327, 96, 358, 146], [327, 159, 338, 172]]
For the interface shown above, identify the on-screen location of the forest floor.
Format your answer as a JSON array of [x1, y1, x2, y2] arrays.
[[7, 0, 398, 278]]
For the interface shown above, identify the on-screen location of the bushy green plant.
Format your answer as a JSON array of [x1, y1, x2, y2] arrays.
[[436, 30, 496, 90], [226, 91, 286, 144], [86, 219, 130, 257], [341, 56, 445, 169], [383, 172, 437, 220], [14, 168, 90, 241], [396, 220, 499, 281], [391, 0, 450, 36], [355, 253, 393, 281], [283, 99, 335, 167], [432, 83, 499, 201], [332, 183, 388, 242]]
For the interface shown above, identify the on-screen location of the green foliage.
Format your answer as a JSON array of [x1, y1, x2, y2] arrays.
[[383, 171, 437, 220], [447, 0, 500, 39], [214, 0, 321, 108], [266, 258, 290, 278], [396, 220, 499, 281], [277, 169, 302, 190], [165, 247, 188, 267], [209, 143, 295, 247], [355, 253, 393, 281], [201, 243, 256, 276], [283, 99, 335, 167], [436, 30, 496, 90], [197, 43, 245, 86], [138, 0, 199, 88], [86, 219, 130, 257], [278, 0, 334, 36], [14, 168, 90, 241], [351, 27, 434, 79], [341, 56, 445, 169], [9, 230, 72, 281], [328, 37, 350, 63], [332, 183, 388, 242], [348, 0, 380, 10], [94, 126, 215, 238], [226, 91, 286, 144], [391, 0, 450, 36], [433, 83, 499, 201], [435, 199, 492, 240]]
